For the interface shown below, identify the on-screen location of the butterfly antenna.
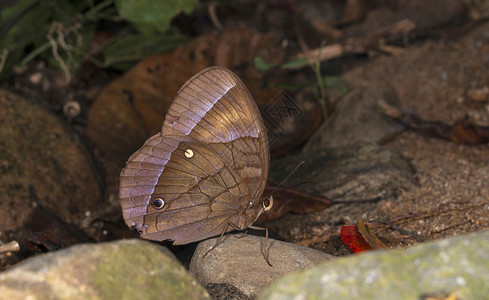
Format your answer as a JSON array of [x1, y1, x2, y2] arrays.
[[265, 160, 306, 198]]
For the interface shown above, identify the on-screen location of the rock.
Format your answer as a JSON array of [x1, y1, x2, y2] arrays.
[[205, 282, 251, 300], [0, 90, 103, 232], [259, 231, 489, 299], [304, 85, 404, 151], [0, 239, 209, 300], [189, 235, 334, 298], [270, 143, 415, 200]]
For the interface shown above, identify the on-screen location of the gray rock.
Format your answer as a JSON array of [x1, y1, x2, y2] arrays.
[[0, 239, 209, 300], [304, 85, 404, 151], [259, 231, 489, 300], [270, 143, 415, 200], [189, 235, 334, 298]]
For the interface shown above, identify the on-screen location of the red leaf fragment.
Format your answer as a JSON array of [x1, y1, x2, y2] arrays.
[[340, 225, 373, 253], [340, 220, 388, 253]]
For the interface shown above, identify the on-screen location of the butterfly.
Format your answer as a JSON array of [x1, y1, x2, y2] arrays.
[[119, 66, 272, 246]]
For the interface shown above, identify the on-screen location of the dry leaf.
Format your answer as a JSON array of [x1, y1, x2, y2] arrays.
[[87, 26, 285, 166]]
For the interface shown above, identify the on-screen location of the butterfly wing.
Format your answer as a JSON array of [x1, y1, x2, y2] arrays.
[[119, 66, 269, 244], [162, 66, 269, 202]]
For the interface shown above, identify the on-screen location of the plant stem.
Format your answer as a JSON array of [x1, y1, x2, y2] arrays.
[[19, 42, 51, 66]]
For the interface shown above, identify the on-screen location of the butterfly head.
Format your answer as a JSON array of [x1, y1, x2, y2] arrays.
[[247, 195, 273, 213], [242, 195, 273, 229]]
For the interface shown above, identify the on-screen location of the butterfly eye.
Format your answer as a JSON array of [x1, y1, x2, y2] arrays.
[[262, 196, 273, 212], [151, 197, 165, 209]]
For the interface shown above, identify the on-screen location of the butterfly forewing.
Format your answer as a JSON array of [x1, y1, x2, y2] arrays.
[[119, 66, 269, 244], [163, 67, 269, 201]]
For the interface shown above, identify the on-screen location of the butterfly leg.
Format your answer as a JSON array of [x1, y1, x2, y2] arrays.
[[248, 225, 272, 266], [202, 221, 237, 259]]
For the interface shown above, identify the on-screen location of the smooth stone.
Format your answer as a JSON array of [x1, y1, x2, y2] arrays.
[[259, 231, 489, 300], [189, 235, 334, 298], [0, 239, 209, 300], [303, 85, 405, 151]]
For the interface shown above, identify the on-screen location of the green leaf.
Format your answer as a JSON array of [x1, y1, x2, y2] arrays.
[[280, 58, 309, 69], [0, 0, 90, 79], [254, 56, 277, 72], [323, 76, 349, 96], [0, 0, 50, 77], [103, 32, 188, 70], [322, 76, 342, 87], [115, 0, 197, 35]]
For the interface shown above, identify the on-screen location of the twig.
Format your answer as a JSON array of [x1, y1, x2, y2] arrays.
[[296, 233, 333, 246], [431, 220, 472, 235], [208, 2, 222, 30], [331, 196, 381, 205], [0, 49, 8, 75], [374, 202, 487, 235], [0, 241, 20, 255], [296, 44, 343, 67], [380, 220, 429, 242], [47, 22, 71, 83], [291, 19, 416, 69]]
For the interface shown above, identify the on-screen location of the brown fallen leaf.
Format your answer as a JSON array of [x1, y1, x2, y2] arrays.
[[87, 26, 326, 207], [26, 185, 92, 251], [356, 220, 389, 250], [87, 26, 287, 167], [27, 204, 92, 251]]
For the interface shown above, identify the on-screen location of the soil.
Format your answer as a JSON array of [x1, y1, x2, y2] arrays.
[[344, 24, 489, 247], [271, 22, 489, 255]]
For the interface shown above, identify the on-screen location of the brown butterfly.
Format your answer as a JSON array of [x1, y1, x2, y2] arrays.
[[119, 66, 272, 246]]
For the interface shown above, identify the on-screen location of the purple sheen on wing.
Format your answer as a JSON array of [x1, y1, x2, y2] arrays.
[[120, 185, 155, 198]]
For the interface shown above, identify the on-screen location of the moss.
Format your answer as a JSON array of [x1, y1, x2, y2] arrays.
[[92, 241, 209, 300], [260, 231, 489, 299]]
